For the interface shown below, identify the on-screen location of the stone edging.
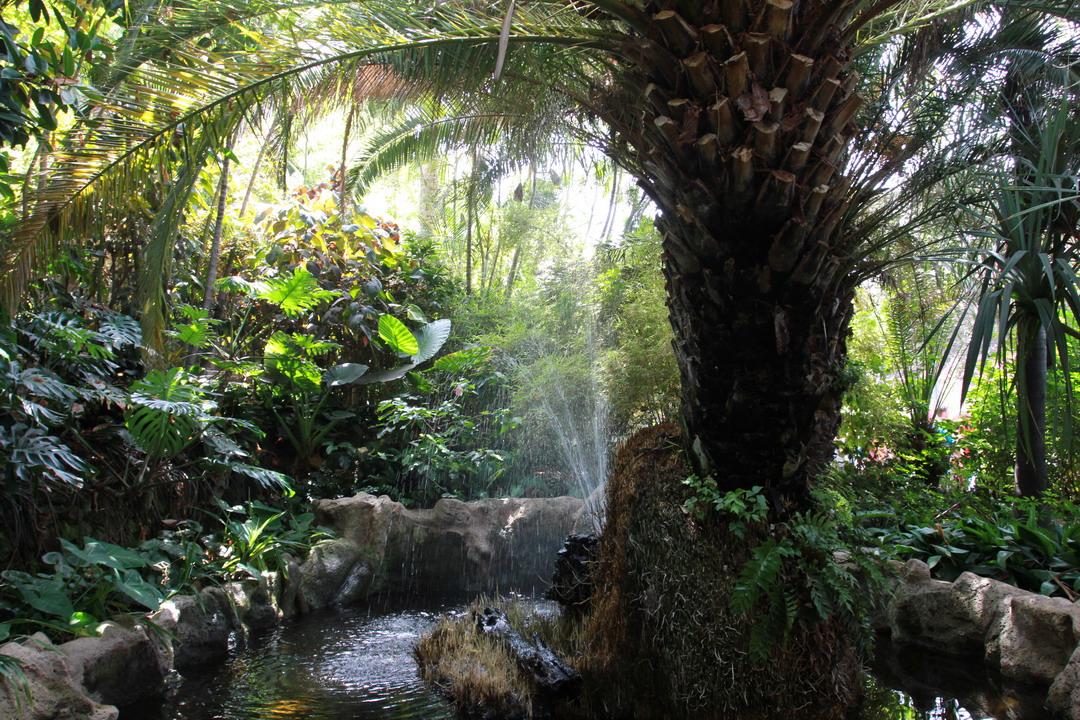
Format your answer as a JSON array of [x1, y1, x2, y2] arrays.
[[0, 492, 589, 719], [889, 558, 1080, 719]]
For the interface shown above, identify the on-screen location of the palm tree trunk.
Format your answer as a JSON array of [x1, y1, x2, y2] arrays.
[[597, 3, 865, 513], [1016, 317, 1048, 497]]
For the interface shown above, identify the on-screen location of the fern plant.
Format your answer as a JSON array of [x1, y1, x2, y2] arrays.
[[694, 483, 887, 662]]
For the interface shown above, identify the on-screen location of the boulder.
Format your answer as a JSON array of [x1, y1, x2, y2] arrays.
[[60, 622, 168, 707], [297, 539, 373, 610], [0, 634, 117, 720], [302, 493, 589, 606], [888, 576, 985, 656], [996, 593, 1080, 685], [161, 589, 234, 670], [1048, 645, 1080, 719]]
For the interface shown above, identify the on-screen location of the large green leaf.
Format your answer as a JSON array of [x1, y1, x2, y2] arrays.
[[258, 268, 336, 318], [325, 363, 369, 386], [378, 314, 419, 356], [412, 319, 451, 363], [264, 332, 323, 391], [126, 368, 205, 459]]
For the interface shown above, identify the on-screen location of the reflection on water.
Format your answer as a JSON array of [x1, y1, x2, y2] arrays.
[[857, 639, 1052, 720], [124, 603, 1055, 720], [121, 598, 456, 720]]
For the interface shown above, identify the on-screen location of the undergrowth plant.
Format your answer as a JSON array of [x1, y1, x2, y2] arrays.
[[683, 481, 887, 661], [876, 496, 1080, 598]]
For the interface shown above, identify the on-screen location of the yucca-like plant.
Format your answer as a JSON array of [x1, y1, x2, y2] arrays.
[[958, 89, 1080, 497]]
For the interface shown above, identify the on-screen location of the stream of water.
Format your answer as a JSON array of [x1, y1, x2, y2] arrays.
[[121, 598, 1053, 720]]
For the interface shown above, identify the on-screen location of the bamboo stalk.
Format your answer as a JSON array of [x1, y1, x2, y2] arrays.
[[653, 10, 700, 57], [685, 52, 717, 96], [723, 52, 750, 98]]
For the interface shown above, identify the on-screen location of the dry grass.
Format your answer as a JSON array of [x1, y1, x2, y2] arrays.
[[415, 596, 590, 720]]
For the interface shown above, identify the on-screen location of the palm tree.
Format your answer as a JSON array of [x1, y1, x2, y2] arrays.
[[5, 0, 1077, 507]]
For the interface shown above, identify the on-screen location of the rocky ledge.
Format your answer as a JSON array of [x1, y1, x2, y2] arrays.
[[889, 558, 1080, 718], [0, 492, 590, 719]]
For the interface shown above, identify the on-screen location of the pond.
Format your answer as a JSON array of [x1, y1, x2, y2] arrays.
[[121, 599, 1053, 720]]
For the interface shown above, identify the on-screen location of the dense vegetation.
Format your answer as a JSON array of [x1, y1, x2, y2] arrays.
[[0, 0, 1078, 713]]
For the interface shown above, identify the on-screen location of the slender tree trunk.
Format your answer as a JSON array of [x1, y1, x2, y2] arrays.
[[465, 154, 478, 295], [202, 133, 236, 313], [339, 104, 355, 218], [1016, 317, 1048, 497], [238, 121, 276, 219]]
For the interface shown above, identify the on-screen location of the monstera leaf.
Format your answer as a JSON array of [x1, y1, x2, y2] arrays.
[[125, 368, 205, 459]]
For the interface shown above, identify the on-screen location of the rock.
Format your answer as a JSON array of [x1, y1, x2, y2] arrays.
[[888, 578, 986, 656], [297, 540, 373, 610], [903, 558, 931, 583], [888, 569, 1032, 660], [547, 533, 599, 611], [1048, 645, 1080, 719], [60, 621, 168, 707], [163, 589, 234, 670], [996, 593, 1080, 685], [303, 493, 589, 605], [0, 634, 117, 720]]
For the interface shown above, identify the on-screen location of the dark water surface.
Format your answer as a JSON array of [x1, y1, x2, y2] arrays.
[[122, 600, 1052, 720]]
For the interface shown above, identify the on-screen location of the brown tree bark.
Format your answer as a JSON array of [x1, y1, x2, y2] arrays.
[[595, 2, 865, 512]]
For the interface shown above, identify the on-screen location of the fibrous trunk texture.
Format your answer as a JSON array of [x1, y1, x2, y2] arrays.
[[584, 424, 861, 718], [599, 0, 862, 512]]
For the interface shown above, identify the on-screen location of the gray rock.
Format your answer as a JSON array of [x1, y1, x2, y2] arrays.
[[297, 540, 373, 610], [1048, 644, 1080, 719], [305, 492, 589, 602], [889, 577, 986, 655], [163, 590, 233, 670], [996, 593, 1080, 685], [60, 622, 168, 707], [0, 634, 117, 720]]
